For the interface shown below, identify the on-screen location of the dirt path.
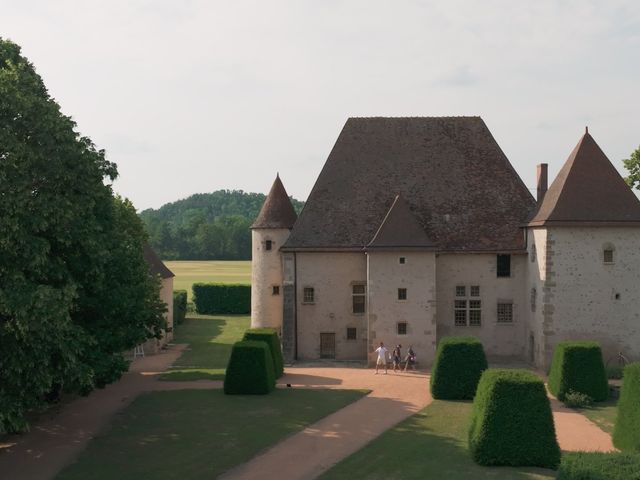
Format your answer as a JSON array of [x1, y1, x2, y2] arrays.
[[221, 367, 433, 480], [0, 344, 220, 480], [550, 397, 615, 452]]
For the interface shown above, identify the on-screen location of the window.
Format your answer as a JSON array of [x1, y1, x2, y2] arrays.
[[470, 285, 480, 297], [454, 300, 467, 326], [397, 322, 407, 335], [530, 243, 537, 263], [399, 257, 406, 264], [265, 240, 272, 251], [497, 254, 511, 277], [352, 284, 366, 314], [469, 300, 482, 326], [530, 288, 537, 312], [398, 288, 407, 300], [603, 248, 614, 264], [346, 327, 357, 340], [272, 285, 280, 295], [455, 285, 466, 297], [303, 287, 315, 303], [497, 302, 513, 323]]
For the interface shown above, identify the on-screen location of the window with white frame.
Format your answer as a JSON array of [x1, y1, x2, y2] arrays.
[[469, 300, 482, 326], [454, 285, 482, 326], [470, 285, 480, 297], [454, 300, 468, 326], [455, 285, 466, 297], [303, 287, 315, 303], [497, 302, 513, 323], [352, 284, 366, 314]]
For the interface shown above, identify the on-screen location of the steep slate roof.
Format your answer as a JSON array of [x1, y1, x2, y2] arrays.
[[283, 117, 536, 252], [367, 195, 437, 249], [529, 131, 640, 226], [143, 244, 175, 279], [251, 175, 298, 229]]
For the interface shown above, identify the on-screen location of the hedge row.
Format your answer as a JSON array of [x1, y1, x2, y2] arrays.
[[548, 341, 608, 402], [193, 283, 250, 314], [243, 328, 284, 378], [613, 362, 640, 452], [223, 340, 275, 395], [430, 336, 488, 400], [558, 452, 640, 480], [469, 369, 560, 469], [173, 290, 187, 325]]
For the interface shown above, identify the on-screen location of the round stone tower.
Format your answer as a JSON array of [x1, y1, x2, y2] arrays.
[[251, 174, 298, 331]]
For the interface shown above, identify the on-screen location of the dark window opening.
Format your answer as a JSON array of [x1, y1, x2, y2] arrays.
[[352, 284, 366, 314], [399, 257, 406, 264], [272, 285, 280, 295], [346, 327, 357, 340], [397, 322, 407, 335], [398, 288, 407, 300], [497, 254, 511, 277], [265, 240, 273, 251], [303, 287, 315, 303]]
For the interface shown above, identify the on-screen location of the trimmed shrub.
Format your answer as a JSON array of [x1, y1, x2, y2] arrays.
[[173, 290, 187, 325], [558, 452, 640, 480], [469, 369, 561, 469], [430, 336, 488, 399], [548, 341, 609, 402], [243, 328, 284, 378], [563, 390, 593, 409], [192, 283, 250, 314], [223, 340, 275, 395], [613, 362, 640, 452]]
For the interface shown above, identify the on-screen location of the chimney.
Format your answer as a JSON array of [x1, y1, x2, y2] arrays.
[[537, 164, 548, 203]]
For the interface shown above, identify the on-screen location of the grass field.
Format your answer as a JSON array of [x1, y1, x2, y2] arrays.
[[161, 314, 250, 381], [57, 388, 367, 480], [321, 400, 556, 480], [576, 398, 618, 434], [165, 260, 251, 300]]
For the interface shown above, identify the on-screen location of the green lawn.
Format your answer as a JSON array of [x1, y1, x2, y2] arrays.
[[321, 400, 556, 480], [161, 314, 250, 381], [165, 260, 251, 300], [576, 398, 618, 434], [57, 388, 367, 480]]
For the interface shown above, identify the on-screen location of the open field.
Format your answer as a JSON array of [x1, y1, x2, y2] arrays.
[[57, 388, 367, 480], [161, 314, 250, 381], [321, 400, 556, 480], [576, 398, 618, 434], [165, 260, 251, 300]]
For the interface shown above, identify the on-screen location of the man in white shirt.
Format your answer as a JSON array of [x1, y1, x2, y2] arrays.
[[374, 342, 388, 374]]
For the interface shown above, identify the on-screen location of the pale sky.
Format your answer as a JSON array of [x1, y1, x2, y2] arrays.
[[2, 0, 639, 210]]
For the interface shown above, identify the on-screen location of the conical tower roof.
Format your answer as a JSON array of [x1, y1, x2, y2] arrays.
[[251, 175, 298, 229], [529, 131, 640, 226], [143, 244, 174, 279], [367, 195, 437, 249]]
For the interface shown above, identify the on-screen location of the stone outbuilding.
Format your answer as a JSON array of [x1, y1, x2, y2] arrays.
[[251, 117, 640, 369], [143, 244, 175, 353]]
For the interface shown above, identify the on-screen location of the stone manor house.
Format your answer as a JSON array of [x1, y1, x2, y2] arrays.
[[250, 117, 640, 369]]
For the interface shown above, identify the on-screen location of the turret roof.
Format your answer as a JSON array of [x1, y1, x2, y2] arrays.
[[251, 175, 298, 229], [143, 244, 175, 279]]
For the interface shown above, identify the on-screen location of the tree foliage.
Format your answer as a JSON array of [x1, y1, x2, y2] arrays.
[[139, 190, 304, 260], [623, 145, 640, 191], [0, 38, 165, 432]]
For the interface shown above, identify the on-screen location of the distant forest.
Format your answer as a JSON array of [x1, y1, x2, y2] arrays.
[[140, 190, 305, 260]]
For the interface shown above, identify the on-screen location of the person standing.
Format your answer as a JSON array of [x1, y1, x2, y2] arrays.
[[404, 346, 416, 372], [374, 342, 389, 374], [392, 344, 402, 372]]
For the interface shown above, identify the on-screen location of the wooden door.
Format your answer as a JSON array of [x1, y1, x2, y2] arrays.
[[320, 333, 336, 359]]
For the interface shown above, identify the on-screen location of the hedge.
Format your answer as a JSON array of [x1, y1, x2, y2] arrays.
[[469, 369, 561, 469], [173, 290, 187, 325], [613, 362, 640, 452], [243, 328, 284, 378], [430, 336, 488, 399], [548, 341, 609, 402], [557, 452, 640, 480], [192, 283, 250, 314], [223, 340, 275, 395]]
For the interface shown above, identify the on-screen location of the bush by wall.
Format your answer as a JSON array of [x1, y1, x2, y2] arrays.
[[613, 362, 640, 452], [557, 452, 640, 480], [469, 369, 561, 469], [192, 283, 250, 314], [223, 340, 275, 395], [173, 290, 187, 325], [548, 341, 609, 402], [430, 336, 488, 400], [243, 328, 284, 378]]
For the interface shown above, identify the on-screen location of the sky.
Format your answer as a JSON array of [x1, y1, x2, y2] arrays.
[[2, 0, 639, 210]]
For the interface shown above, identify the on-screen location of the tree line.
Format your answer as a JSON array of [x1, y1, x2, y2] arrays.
[[139, 190, 304, 260]]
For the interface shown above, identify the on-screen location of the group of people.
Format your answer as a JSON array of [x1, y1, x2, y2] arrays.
[[373, 342, 416, 374]]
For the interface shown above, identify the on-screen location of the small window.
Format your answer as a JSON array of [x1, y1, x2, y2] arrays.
[[398, 288, 407, 301], [530, 243, 537, 263], [497, 254, 511, 277], [352, 284, 366, 314], [454, 300, 467, 326], [603, 249, 614, 264], [470, 285, 480, 297], [455, 285, 466, 297], [265, 240, 273, 251], [399, 256, 406, 264], [497, 302, 513, 323], [397, 322, 408, 335], [469, 300, 482, 326], [303, 287, 315, 303], [346, 327, 357, 340], [530, 288, 536, 312], [272, 285, 280, 295]]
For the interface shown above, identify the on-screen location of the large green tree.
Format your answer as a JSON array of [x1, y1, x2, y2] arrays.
[[624, 145, 640, 191], [0, 38, 165, 432]]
